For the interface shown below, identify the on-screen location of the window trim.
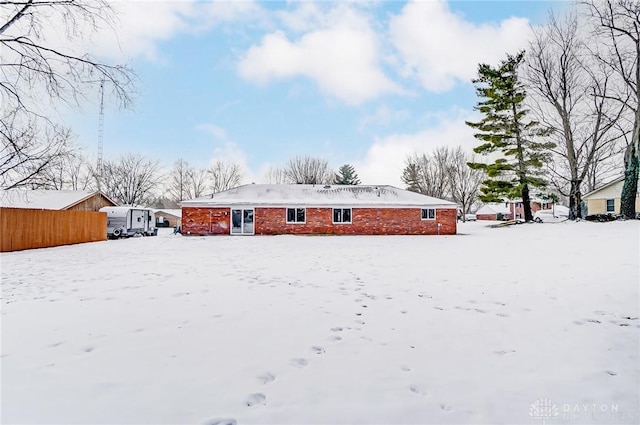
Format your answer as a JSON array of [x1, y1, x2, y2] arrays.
[[286, 207, 306, 224], [332, 208, 352, 224], [421, 208, 436, 220], [605, 199, 615, 213]]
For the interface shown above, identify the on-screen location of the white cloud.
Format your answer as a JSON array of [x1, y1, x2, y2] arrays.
[[389, 0, 532, 92], [237, 5, 402, 105], [88, 0, 266, 62], [358, 105, 411, 131], [354, 110, 479, 186], [276, 2, 325, 33], [197, 123, 258, 184]]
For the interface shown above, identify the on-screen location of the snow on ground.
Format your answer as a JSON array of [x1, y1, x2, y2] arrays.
[[1, 221, 638, 425]]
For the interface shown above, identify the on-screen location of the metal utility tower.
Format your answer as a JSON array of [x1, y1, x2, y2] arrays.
[[97, 79, 105, 176]]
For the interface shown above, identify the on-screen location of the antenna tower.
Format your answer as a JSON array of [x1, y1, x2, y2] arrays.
[[97, 79, 105, 176]]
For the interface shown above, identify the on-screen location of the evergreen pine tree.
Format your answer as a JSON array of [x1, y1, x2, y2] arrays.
[[401, 163, 422, 193], [333, 164, 361, 185], [466, 51, 554, 222]]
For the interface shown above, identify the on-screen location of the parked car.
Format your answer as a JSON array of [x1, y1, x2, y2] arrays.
[[464, 213, 477, 221], [534, 205, 569, 223]]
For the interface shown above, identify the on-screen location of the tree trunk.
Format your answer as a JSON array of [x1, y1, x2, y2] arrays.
[[522, 184, 533, 222], [620, 144, 639, 219], [568, 179, 583, 220]]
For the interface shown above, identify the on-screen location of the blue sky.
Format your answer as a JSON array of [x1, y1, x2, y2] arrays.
[[65, 0, 567, 186]]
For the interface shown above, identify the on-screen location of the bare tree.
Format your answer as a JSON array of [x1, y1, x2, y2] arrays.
[[526, 10, 626, 219], [0, 0, 134, 189], [402, 148, 451, 199], [1, 0, 133, 111], [188, 168, 209, 199], [283, 156, 332, 184], [167, 159, 191, 203], [208, 160, 243, 193], [262, 166, 287, 184], [401, 146, 483, 218], [448, 147, 483, 220], [0, 109, 74, 189], [98, 153, 162, 205], [582, 0, 639, 218], [32, 143, 94, 190]]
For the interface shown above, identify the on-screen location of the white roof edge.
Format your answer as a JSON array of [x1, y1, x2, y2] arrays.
[[582, 176, 626, 198]]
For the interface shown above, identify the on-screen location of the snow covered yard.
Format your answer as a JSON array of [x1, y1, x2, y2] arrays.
[[1, 221, 638, 425]]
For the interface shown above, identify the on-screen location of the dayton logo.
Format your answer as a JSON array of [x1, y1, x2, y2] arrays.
[[529, 398, 559, 424]]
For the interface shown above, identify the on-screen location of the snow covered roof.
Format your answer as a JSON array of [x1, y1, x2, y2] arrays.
[[0, 190, 117, 210], [154, 209, 182, 218], [475, 203, 512, 215], [181, 184, 457, 208], [582, 176, 640, 199]]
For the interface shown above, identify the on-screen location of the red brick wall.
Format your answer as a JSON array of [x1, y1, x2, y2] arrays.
[[182, 207, 230, 235], [182, 206, 456, 235]]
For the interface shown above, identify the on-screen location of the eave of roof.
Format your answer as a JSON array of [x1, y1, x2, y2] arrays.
[[582, 176, 625, 199], [179, 184, 457, 209], [65, 191, 119, 209]]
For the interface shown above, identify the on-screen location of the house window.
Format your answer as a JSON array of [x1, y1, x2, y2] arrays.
[[606, 199, 615, 213], [333, 208, 352, 223], [286, 208, 306, 223], [421, 208, 436, 220]]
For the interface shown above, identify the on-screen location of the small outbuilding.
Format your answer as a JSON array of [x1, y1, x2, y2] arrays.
[[0, 189, 117, 211], [180, 184, 457, 236], [0, 190, 117, 251], [154, 209, 182, 227]]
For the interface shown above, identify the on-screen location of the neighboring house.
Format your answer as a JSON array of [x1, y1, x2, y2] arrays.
[[583, 177, 640, 215], [154, 209, 182, 227], [475, 203, 513, 221], [180, 184, 457, 235], [475, 200, 547, 221], [0, 189, 118, 211]]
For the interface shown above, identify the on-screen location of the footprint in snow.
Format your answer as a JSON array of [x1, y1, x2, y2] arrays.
[[493, 350, 516, 355], [290, 358, 308, 368], [330, 327, 343, 332], [257, 372, 275, 384], [409, 385, 428, 396], [203, 418, 236, 425], [84, 346, 95, 353], [495, 313, 509, 317], [311, 346, 326, 354], [440, 403, 453, 411], [401, 365, 411, 372], [245, 393, 266, 407], [606, 370, 617, 376], [329, 335, 343, 342]]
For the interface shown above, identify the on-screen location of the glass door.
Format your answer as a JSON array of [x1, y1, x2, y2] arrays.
[[231, 208, 254, 235]]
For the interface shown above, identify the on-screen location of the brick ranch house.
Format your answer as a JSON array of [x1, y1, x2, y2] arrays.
[[180, 184, 457, 236]]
